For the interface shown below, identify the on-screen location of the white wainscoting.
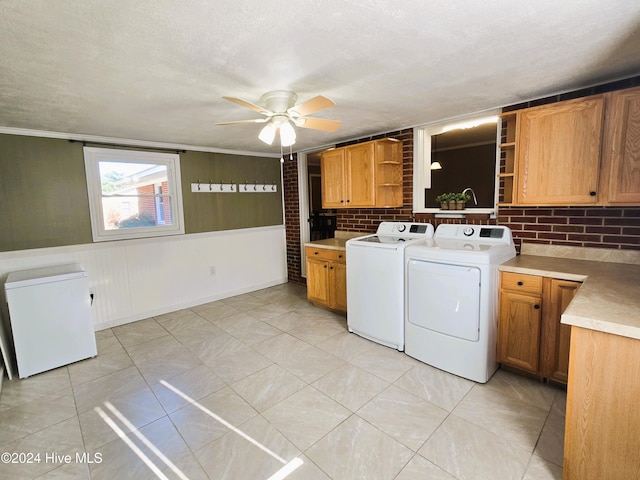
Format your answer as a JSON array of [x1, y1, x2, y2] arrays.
[[0, 226, 288, 331]]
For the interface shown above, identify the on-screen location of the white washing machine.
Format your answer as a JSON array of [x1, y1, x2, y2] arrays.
[[346, 221, 434, 350], [404, 224, 516, 383]]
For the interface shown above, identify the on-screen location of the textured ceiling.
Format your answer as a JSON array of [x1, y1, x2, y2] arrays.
[[1, 0, 640, 155]]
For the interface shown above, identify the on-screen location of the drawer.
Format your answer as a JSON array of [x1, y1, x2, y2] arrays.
[[305, 246, 346, 263], [501, 271, 543, 294]]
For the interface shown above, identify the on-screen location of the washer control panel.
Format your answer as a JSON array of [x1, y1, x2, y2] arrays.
[[375, 222, 435, 237]]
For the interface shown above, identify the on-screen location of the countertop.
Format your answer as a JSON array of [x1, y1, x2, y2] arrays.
[[304, 231, 367, 251], [499, 245, 640, 340]]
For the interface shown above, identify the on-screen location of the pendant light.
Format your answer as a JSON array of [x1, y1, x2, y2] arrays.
[[431, 133, 442, 170]]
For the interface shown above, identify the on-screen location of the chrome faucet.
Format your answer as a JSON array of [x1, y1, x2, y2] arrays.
[[462, 187, 478, 205]]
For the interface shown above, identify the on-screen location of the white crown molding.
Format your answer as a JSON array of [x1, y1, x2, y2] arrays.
[[0, 127, 280, 158]]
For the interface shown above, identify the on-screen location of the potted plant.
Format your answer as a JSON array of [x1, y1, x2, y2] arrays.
[[436, 192, 471, 210], [452, 192, 471, 210], [435, 193, 454, 209]]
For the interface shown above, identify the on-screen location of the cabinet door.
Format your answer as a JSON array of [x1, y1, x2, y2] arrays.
[[541, 278, 580, 383], [346, 142, 375, 207], [603, 87, 640, 205], [321, 149, 346, 208], [498, 290, 542, 374], [517, 96, 605, 205], [330, 261, 347, 312], [306, 257, 329, 305]]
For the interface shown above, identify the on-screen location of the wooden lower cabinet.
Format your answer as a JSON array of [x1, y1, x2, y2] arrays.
[[498, 289, 542, 374], [564, 327, 640, 479], [540, 279, 579, 383], [498, 272, 580, 383], [305, 246, 347, 313]]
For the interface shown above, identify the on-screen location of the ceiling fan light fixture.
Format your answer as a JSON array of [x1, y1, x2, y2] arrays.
[[258, 123, 277, 145], [279, 121, 296, 147], [219, 90, 339, 147]]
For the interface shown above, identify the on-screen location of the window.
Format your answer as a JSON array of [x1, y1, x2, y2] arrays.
[[413, 112, 500, 215], [84, 147, 185, 242]]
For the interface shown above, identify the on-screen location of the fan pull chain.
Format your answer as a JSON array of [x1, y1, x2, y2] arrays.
[[289, 146, 293, 161], [280, 144, 285, 163]]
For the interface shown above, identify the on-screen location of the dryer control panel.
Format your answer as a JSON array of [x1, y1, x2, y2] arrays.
[[434, 224, 513, 244]]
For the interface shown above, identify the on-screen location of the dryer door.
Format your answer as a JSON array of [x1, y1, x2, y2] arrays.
[[407, 260, 481, 341]]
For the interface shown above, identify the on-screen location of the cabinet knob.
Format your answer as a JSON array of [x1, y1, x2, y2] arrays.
[[323, 265, 327, 269], [314, 251, 319, 255], [589, 191, 597, 196], [340, 200, 344, 203], [338, 254, 343, 258], [330, 266, 334, 270], [517, 281, 524, 286], [534, 304, 540, 309]]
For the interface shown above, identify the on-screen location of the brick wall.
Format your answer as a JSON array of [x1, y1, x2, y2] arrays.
[[136, 184, 156, 219], [499, 206, 640, 253], [282, 157, 303, 283]]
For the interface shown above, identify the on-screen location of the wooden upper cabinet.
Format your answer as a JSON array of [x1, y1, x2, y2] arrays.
[[602, 86, 640, 205], [320, 138, 403, 208], [516, 96, 605, 205], [346, 142, 375, 207], [320, 148, 346, 208]]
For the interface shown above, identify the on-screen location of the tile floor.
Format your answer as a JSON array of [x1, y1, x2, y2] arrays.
[[0, 283, 565, 480]]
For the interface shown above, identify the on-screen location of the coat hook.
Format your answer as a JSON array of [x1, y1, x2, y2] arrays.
[[209, 179, 213, 191], [197, 179, 201, 191]]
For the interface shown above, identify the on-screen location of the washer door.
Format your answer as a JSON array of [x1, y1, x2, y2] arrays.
[[407, 260, 481, 341]]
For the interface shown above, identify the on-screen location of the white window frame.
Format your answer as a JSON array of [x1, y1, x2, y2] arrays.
[[412, 110, 501, 217], [84, 147, 185, 242]]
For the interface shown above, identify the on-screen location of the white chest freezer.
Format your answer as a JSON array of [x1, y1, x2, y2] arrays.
[[5, 264, 97, 378]]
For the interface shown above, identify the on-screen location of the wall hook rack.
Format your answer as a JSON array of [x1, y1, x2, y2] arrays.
[[190, 180, 237, 193], [239, 182, 278, 193]]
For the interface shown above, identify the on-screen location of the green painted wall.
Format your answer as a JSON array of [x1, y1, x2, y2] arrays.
[[180, 151, 283, 233], [0, 134, 283, 252], [0, 134, 93, 251]]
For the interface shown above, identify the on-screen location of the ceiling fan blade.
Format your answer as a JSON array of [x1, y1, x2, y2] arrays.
[[222, 96, 272, 115], [288, 95, 336, 117], [216, 118, 269, 125], [297, 117, 342, 132]]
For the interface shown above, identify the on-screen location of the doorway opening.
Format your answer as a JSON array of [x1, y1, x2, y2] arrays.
[[307, 152, 337, 241]]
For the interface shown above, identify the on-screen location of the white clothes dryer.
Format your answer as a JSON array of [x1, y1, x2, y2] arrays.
[[346, 222, 434, 350], [404, 224, 516, 383]]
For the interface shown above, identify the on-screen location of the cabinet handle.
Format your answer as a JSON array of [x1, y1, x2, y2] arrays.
[[589, 191, 596, 196], [517, 281, 524, 286], [330, 266, 334, 270], [314, 251, 319, 255], [534, 304, 540, 309], [323, 265, 327, 269], [340, 200, 344, 203], [338, 254, 343, 258]]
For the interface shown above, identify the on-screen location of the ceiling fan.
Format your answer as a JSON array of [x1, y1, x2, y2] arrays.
[[216, 90, 341, 147]]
